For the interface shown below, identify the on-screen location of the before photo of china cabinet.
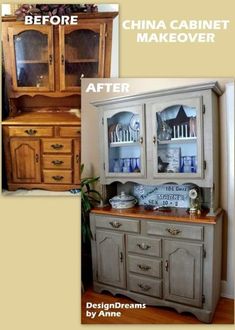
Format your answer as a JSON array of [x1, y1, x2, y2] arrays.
[[1, 9, 118, 192], [80, 79, 234, 323]]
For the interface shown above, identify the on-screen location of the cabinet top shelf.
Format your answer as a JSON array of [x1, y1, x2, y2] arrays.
[[16, 60, 48, 64], [2, 12, 119, 22], [91, 206, 222, 224], [66, 59, 98, 63]]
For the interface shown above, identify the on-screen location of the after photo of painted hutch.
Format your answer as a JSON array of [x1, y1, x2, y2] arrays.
[[81, 78, 234, 324]]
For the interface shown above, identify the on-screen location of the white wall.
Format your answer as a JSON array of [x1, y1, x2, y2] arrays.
[[221, 82, 234, 299]]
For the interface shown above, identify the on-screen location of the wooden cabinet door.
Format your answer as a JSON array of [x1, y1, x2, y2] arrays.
[[10, 139, 41, 183], [59, 23, 106, 91], [73, 139, 80, 184], [96, 230, 126, 289], [8, 25, 54, 92], [163, 239, 203, 307]]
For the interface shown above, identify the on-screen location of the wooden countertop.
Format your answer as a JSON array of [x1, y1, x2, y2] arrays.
[[91, 206, 223, 225], [2, 111, 81, 125]]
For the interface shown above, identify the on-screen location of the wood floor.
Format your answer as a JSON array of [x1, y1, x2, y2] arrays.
[[82, 288, 234, 324]]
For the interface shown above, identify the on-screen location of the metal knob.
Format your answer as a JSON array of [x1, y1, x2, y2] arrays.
[[52, 175, 64, 181], [52, 160, 64, 166], [166, 228, 181, 235], [137, 243, 151, 250], [138, 283, 151, 291], [137, 264, 151, 271], [51, 144, 63, 150], [109, 221, 122, 228], [25, 129, 37, 136]]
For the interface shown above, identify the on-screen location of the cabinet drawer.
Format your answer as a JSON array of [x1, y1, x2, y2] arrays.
[[59, 126, 81, 137], [43, 155, 72, 169], [128, 255, 162, 278], [127, 235, 161, 257], [43, 170, 72, 184], [96, 216, 140, 233], [9, 126, 53, 137], [42, 139, 72, 153], [147, 221, 204, 241], [129, 274, 162, 298]]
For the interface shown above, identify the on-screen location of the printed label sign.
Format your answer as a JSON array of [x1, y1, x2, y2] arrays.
[[133, 184, 191, 208]]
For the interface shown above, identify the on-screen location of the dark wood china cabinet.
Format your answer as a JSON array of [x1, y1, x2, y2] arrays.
[[2, 12, 118, 190]]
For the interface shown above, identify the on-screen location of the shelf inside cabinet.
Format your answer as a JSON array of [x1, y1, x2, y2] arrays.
[[66, 59, 98, 63], [16, 60, 48, 64], [158, 137, 197, 145], [110, 141, 140, 148]]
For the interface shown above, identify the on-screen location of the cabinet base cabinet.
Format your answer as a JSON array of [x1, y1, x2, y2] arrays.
[[93, 281, 214, 323], [90, 211, 223, 324], [2, 121, 81, 191]]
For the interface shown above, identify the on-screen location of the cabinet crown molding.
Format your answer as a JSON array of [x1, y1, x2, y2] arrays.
[[91, 81, 223, 107]]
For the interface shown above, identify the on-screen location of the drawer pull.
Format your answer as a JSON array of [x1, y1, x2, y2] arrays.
[[52, 160, 64, 166], [119, 252, 123, 263], [137, 264, 151, 271], [109, 221, 122, 228], [52, 175, 64, 181], [137, 243, 151, 250], [76, 154, 79, 163], [49, 54, 53, 65], [35, 154, 39, 163], [153, 136, 156, 144], [25, 129, 37, 136], [61, 55, 64, 65], [166, 228, 181, 235], [138, 283, 151, 291], [165, 260, 169, 272], [51, 144, 63, 150]]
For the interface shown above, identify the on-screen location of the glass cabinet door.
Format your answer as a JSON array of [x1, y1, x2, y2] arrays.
[[8, 26, 54, 91], [59, 23, 106, 91], [103, 105, 146, 179], [151, 97, 203, 179]]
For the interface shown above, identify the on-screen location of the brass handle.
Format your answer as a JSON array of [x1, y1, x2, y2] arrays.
[[165, 260, 169, 272], [119, 252, 123, 263], [49, 54, 53, 65], [61, 55, 64, 65], [153, 136, 156, 144], [51, 144, 63, 150], [166, 228, 181, 235], [109, 221, 122, 228], [138, 283, 151, 291], [35, 154, 39, 163], [52, 175, 64, 181], [52, 160, 64, 166], [25, 129, 37, 136], [137, 264, 151, 271], [137, 243, 151, 250], [139, 136, 143, 144], [76, 154, 79, 163]]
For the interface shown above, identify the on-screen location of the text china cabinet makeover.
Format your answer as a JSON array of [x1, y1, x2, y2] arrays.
[[2, 11, 118, 191], [90, 82, 224, 323]]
